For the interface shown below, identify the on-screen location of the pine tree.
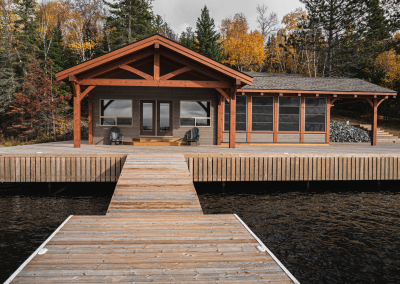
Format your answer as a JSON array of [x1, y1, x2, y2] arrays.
[[180, 27, 196, 50], [103, 0, 155, 50], [13, 0, 39, 76], [195, 5, 224, 62]]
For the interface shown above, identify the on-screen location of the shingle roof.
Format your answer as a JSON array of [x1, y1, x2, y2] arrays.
[[244, 72, 396, 94]]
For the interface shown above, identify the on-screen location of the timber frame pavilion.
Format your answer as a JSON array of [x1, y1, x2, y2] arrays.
[[55, 35, 397, 148]]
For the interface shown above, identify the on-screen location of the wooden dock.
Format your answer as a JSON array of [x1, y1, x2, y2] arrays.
[[6, 154, 299, 283]]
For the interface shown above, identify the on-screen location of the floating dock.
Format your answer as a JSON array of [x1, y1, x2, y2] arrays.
[[5, 154, 299, 283]]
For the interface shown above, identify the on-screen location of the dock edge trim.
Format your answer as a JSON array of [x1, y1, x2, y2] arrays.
[[4, 215, 74, 284], [234, 214, 300, 284]]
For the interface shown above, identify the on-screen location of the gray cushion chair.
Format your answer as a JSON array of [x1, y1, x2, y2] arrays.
[[186, 127, 200, 146], [110, 126, 125, 145]]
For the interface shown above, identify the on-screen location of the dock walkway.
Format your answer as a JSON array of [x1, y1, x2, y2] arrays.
[[7, 154, 298, 283]]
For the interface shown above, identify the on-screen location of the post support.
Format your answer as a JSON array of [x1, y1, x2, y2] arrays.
[[371, 98, 378, 146], [217, 94, 223, 145], [326, 96, 331, 143], [72, 83, 81, 148], [88, 91, 93, 145], [229, 88, 236, 148], [154, 42, 160, 80]]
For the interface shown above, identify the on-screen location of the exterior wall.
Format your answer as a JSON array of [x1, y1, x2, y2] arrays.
[[93, 87, 218, 145], [304, 134, 326, 143]]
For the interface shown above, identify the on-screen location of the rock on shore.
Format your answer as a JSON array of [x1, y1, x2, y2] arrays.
[[330, 121, 371, 142]]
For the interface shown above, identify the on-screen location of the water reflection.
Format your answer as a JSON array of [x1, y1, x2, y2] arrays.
[[0, 182, 115, 282], [196, 181, 400, 284]]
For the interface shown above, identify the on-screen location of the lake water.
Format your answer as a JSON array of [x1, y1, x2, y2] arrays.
[[1, 180, 399, 283]]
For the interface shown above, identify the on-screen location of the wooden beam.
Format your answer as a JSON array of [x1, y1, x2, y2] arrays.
[[237, 89, 395, 96], [298, 93, 301, 97], [235, 79, 241, 86], [160, 66, 193, 80], [78, 86, 96, 102], [300, 96, 305, 143], [154, 43, 160, 81], [316, 94, 319, 97], [371, 98, 378, 146], [161, 50, 230, 83], [80, 50, 153, 79], [331, 98, 338, 105], [80, 78, 232, 88], [279, 93, 283, 97], [119, 65, 153, 80], [72, 83, 81, 148], [217, 95, 223, 145], [377, 97, 388, 108], [364, 98, 373, 108], [247, 95, 251, 143], [215, 88, 231, 103], [274, 96, 278, 143], [229, 87, 237, 148], [326, 97, 331, 143], [160, 59, 207, 81], [69, 75, 78, 83], [88, 91, 93, 145], [354, 94, 357, 98]]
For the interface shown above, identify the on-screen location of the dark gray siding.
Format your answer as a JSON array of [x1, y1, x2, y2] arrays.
[[93, 87, 218, 145]]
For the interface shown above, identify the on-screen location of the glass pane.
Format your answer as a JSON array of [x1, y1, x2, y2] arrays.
[[252, 97, 274, 131], [252, 96, 273, 105], [117, 118, 131, 125], [181, 101, 210, 117], [143, 103, 153, 131], [279, 97, 300, 132], [101, 117, 115, 125], [252, 123, 273, 131], [196, 119, 210, 126], [159, 103, 170, 132], [102, 100, 131, 117], [224, 97, 247, 131], [305, 98, 326, 132], [181, 118, 195, 126]]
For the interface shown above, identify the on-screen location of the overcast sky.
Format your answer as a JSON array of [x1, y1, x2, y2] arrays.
[[152, 0, 305, 36]]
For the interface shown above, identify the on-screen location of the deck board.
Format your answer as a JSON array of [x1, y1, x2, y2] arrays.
[[8, 154, 296, 283]]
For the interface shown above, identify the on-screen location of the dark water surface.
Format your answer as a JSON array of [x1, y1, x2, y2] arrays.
[[196, 181, 400, 284], [0, 182, 115, 282], [1, 181, 399, 283]]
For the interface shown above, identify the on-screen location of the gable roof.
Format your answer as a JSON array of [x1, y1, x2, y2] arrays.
[[243, 72, 395, 94], [55, 34, 253, 85]]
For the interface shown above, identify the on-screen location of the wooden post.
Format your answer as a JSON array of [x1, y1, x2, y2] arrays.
[[246, 95, 251, 142], [229, 88, 236, 148], [273, 96, 279, 143], [88, 91, 93, 145], [154, 42, 160, 80], [217, 95, 223, 145], [73, 83, 81, 148], [326, 97, 331, 143], [371, 98, 378, 146], [300, 96, 305, 143]]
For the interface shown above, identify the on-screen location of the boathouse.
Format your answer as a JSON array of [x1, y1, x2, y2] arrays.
[[55, 34, 396, 148]]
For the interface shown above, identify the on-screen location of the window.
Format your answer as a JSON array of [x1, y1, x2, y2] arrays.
[[180, 101, 211, 127], [100, 100, 132, 126], [279, 97, 300, 131], [224, 96, 247, 131], [305, 98, 326, 132], [252, 97, 274, 131]]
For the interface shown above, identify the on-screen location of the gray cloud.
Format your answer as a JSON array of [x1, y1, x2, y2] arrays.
[[152, 0, 305, 35]]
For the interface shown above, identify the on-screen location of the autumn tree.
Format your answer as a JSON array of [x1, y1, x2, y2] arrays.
[[221, 13, 265, 71], [6, 53, 71, 140], [195, 5, 223, 62]]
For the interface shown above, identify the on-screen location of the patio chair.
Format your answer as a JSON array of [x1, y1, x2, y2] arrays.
[[110, 126, 125, 145], [186, 127, 200, 146]]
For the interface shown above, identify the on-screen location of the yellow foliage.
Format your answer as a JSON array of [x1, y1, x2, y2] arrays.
[[281, 8, 307, 36], [372, 47, 400, 89], [221, 13, 265, 71]]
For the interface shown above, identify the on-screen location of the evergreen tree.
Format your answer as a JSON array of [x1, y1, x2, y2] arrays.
[[300, 0, 361, 77], [180, 27, 196, 50], [47, 25, 76, 71], [195, 5, 224, 62], [13, 0, 39, 76], [103, 0, 155, 50]]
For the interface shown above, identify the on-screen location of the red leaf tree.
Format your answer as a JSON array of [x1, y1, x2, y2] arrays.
[[6, 53, 72, 141]]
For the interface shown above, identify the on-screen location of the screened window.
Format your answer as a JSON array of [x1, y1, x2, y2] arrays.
[[252, 97, 274, 131], [224, 96, 247, 131], [305, 98, 326, 132], [180, 101, 211, 126], [100, 100, 132, 126], [279, 97, 300, 131]]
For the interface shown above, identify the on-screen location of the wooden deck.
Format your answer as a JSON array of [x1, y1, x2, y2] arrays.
[[107, 154, 203, 216], [6, 154, 298, 283]]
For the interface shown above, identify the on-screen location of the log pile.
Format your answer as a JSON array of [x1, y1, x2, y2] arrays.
[[330, 121, 371, 142]]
